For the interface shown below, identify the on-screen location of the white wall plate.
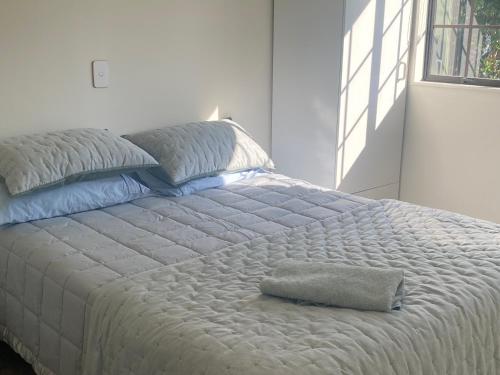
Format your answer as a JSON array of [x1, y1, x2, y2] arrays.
[[92, 60, 109, 88]]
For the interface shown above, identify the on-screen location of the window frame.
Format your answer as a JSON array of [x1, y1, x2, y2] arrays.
[[424, 0, 500, 87]]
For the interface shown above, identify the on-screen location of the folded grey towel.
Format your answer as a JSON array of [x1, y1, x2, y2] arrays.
[[260, 260, 405, 312]]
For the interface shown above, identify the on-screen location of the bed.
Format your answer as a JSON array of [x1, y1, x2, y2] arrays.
[[1, 123, 500, 375], [0, 173, 368, 375], [83, 199, 500, 375]]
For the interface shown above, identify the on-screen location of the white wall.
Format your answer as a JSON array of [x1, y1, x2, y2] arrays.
[[400, 0, 500, 223], [272, 0, 412, 196], [0, 0, 273, 151], [272, 0, 344, 188], [336, 0, 413, 198]]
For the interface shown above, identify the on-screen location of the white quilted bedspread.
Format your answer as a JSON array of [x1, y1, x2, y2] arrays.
[[82, 200, 500, 375], [0, 174, 367, 375]]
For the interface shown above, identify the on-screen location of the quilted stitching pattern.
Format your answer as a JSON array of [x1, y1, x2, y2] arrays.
[[123, 121, 274, 185], [0, 129, 158, 196], [0, 174, 367, 375], [83, 200, 500, 375]]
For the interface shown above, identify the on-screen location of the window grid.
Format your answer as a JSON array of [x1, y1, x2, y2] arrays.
[[425, 0, 500, 87]]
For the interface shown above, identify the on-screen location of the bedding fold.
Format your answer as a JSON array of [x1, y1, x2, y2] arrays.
[[81, 199, 500, 375], [0, 173, 369, 375], [260, 260, 404, 312]]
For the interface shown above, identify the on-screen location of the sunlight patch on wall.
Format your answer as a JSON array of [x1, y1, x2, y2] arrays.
[[341, 29, 351, 92], [377, 6, 401, 130], [377, 73, 401, 128], [380, 5, 402, 86], [207, 106, 219, 121], [412, 0, 430, 80], [376, 0, 411, 129], [383, 0, 404, 30], [337, 0, 412, 191], [336, 0, 376, 188], [349, 1, 377, 71], [376, 69, 398, 129], [338, 110, 368, 182]]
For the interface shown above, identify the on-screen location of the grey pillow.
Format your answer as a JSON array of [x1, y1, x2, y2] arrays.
[[0, 128, 159, 196], [123, 120, 274, 186]]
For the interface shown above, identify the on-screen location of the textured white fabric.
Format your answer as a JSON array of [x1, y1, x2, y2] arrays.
[[83, 200, 500, 375], [123, 120, 274, 185], [259, 260, 404, 312], [0, 174, 367, 375], [0, 128, 158, 196]]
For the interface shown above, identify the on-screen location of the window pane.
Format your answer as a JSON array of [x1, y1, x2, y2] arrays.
[[467, 28, 500, 79], [434, 0, 471, 25], [472, 0, 500, 25], [429, 27, 469, 76]]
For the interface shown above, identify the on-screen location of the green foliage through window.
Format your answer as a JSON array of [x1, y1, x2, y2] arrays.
[[476, 0, 500, 79], [427, 0, 500, 85]]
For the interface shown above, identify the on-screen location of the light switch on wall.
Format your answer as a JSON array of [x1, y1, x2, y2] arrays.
[[92, 60, 109, 88]]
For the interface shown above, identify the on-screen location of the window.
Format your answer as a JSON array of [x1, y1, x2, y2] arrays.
[[425, 0, 500, 86]]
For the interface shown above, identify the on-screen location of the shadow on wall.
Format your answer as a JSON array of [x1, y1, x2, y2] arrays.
[[336, 0, 412, 194]]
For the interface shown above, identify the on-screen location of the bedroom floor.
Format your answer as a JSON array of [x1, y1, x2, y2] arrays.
[[0, 342, 35, 375]]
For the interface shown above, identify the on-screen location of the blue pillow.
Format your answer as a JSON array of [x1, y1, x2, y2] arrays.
[[0, 175, 152, 226], [135, 169, 268, 197]]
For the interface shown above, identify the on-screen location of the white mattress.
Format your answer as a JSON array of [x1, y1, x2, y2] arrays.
[[0, 174, 368, 375], [83, 199, 500, 375]]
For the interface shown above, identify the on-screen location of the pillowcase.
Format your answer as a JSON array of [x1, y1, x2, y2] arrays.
[[0, 174, 152, 226], [0, 128, 159, 196], [123, 120, 274, 186], [134, 168, 268, 197]]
